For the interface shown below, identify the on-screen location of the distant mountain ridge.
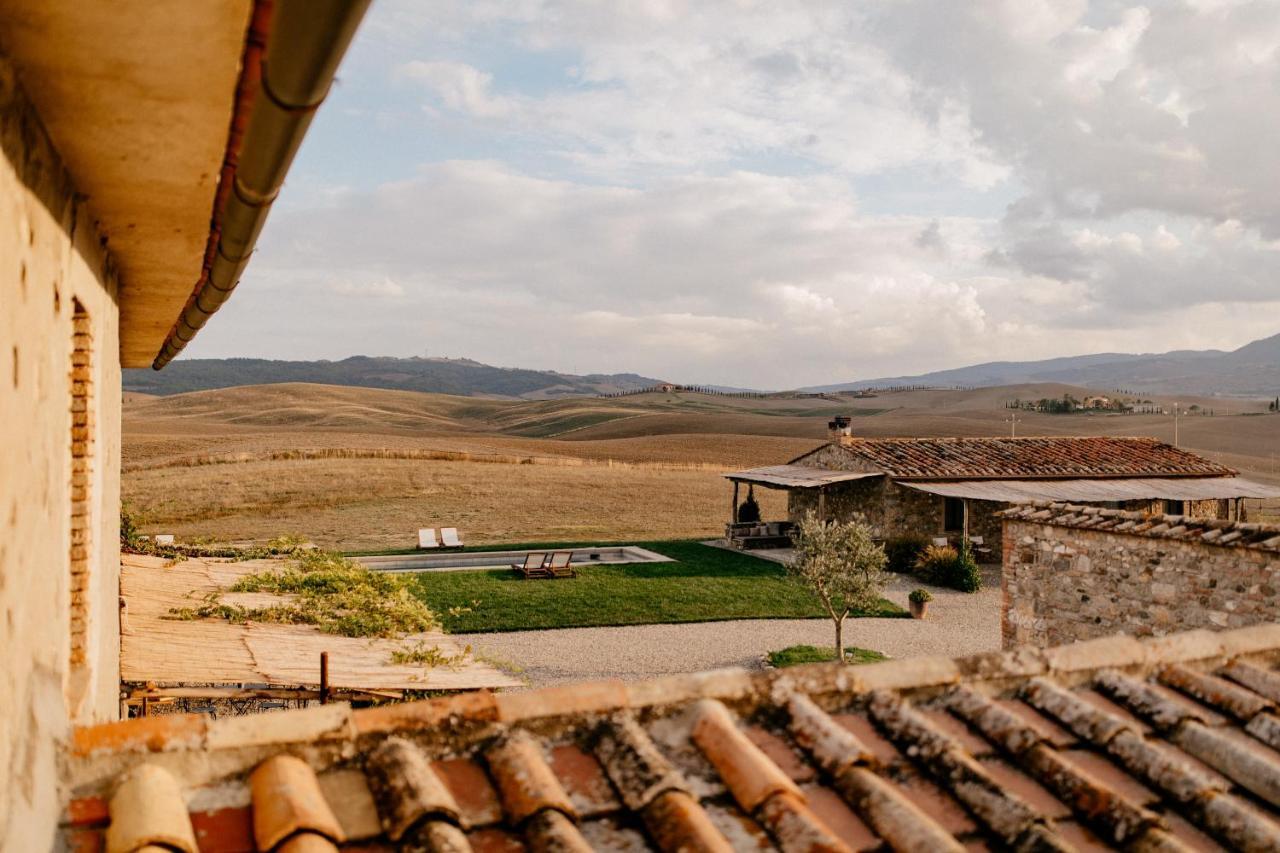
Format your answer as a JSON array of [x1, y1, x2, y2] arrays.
[[800, 332, 1280, 397], [124, 356, 664, 400]]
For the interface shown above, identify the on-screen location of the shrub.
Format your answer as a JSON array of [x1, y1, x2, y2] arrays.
[[913, 544, 982, 592], [914, 544, 957, 584], [909, 588, 933, 604], [884, 535, 928, 573]]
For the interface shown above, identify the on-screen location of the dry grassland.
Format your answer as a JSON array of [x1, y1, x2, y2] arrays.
[[124, 382, 1280, 547], [123, 457, 789, 549]]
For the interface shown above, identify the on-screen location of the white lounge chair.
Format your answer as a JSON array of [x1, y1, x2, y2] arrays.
[[440, 527, 464, 549], [931, 537, 949, 548], [417, 528, 439, 550], [154, 534, 175, 546], [512, 552, 550, 578]]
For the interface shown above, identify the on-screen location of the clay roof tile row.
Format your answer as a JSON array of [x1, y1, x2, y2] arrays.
[[1003, 501, 1280, 551], [64, 624, 1280, 851], [816, 436, 1237, 480]]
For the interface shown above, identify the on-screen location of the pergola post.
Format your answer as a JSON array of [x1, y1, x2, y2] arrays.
[[731, 480, 740, 523], [962, 499, 970, 543], [818, 487, 827, 521]]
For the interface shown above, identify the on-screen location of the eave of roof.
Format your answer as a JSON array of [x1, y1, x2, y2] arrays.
[[724, 465, 884, 489], [0, 0, 254, 367]]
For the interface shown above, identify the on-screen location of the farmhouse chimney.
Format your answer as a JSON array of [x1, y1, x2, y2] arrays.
[[828, 416, 853, 441]]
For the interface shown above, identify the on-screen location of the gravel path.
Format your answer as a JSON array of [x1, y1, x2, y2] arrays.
[[468, 565, 1002, 687]]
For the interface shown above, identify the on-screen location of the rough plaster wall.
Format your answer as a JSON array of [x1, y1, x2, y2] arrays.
[[1, 53, 121, 849], [1002, 520, 1280, 648]]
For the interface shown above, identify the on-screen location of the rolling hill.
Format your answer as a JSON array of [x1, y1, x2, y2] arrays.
[[122, 356, 663, 400], [805, 332, 1280, 396]]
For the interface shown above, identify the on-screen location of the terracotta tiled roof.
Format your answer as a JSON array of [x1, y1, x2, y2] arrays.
[[808, 436, 1236, 480], [64, 625, 1280, 851], [1004, 501, 1280, 551]]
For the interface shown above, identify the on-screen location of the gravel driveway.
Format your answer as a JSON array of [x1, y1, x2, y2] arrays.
[[469, 565, 1002, 687]]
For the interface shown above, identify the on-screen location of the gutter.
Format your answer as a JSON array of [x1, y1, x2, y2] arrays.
[[153, 0, 371, 370]]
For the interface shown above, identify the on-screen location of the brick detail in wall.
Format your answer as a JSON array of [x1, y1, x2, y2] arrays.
[[69, 307, 91, 668]]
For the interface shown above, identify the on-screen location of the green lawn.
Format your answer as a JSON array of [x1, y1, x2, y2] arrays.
[[766, 645, 889, 668], [408, 540, 906, 633]]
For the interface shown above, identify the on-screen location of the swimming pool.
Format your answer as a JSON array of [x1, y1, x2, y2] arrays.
[[355, 545, 672, 573]]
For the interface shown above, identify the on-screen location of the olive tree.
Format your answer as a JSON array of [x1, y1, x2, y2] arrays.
[[788, 511, 887, 662]]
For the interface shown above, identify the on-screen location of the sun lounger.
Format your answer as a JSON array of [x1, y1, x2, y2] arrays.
[[931, 537, 949, 548], [546, 551, 576, 578], [417, 528, 439, 550], [154, 534, 175, 546], [440, 527, 464, 549], [512, 552, 551, 579]]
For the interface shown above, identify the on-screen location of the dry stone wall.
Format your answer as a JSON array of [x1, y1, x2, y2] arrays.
[[1003, 512, 1280, 649]]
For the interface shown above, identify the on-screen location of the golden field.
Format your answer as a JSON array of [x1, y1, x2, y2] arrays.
[[123, 382, 1280, 548]]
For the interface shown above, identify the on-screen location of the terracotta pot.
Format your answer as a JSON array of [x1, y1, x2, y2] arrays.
[[909, 599, 929, 619]]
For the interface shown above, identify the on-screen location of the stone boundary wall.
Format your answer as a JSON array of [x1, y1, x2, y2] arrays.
[[1002, 504, 1280, 648]]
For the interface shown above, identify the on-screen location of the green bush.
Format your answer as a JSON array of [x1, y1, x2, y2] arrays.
[[884, 535, 928, 573], [913, 544, 982, 593]]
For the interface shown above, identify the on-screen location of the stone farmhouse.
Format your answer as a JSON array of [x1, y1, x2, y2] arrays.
[[10, 3, 1280, 851], [725, 418, 1278, 553]]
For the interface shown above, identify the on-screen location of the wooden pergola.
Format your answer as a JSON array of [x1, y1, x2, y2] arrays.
[[724, 465, 883, 521]]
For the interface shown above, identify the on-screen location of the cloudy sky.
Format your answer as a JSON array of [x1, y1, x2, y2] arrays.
[[187, 0, 1280, 389]]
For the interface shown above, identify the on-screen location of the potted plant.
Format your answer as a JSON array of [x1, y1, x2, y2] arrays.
[[909, 588, 933, 619]]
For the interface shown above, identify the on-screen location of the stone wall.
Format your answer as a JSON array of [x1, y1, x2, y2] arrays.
[[789, 444, 1008, 552], [1002, 509, 1280, 649], [1, 54, 122, 849]]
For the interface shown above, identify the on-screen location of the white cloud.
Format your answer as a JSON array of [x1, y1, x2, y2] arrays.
[[189, 0, 1280, 386]]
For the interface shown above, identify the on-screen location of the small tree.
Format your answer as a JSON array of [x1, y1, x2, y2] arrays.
[[788, 511, 887, 662]]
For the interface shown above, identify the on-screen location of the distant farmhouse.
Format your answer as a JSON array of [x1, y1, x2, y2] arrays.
[[725, 417, 1280, 553]]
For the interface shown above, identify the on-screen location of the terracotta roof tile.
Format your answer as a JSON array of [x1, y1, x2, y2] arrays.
[[248, 755, 345, 851], [815, 436, 1235, 480], [62, 624, 1280, 851], [105, 764, 197, 853], [363, 737, 461, 841], [484, 730, 578, 824]]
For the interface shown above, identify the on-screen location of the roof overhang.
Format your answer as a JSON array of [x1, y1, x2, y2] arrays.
[[725, 465, 884, 489], [0, 0, 254, 366], [902, 477, 1280, 503], [0, 0, 370, 368]]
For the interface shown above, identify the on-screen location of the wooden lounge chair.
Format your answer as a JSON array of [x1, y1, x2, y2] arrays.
[[546, 551, 576, 578], [417, 528, 439, 550], [512, 552, 550, 579], [440, 527, 464, 549]]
